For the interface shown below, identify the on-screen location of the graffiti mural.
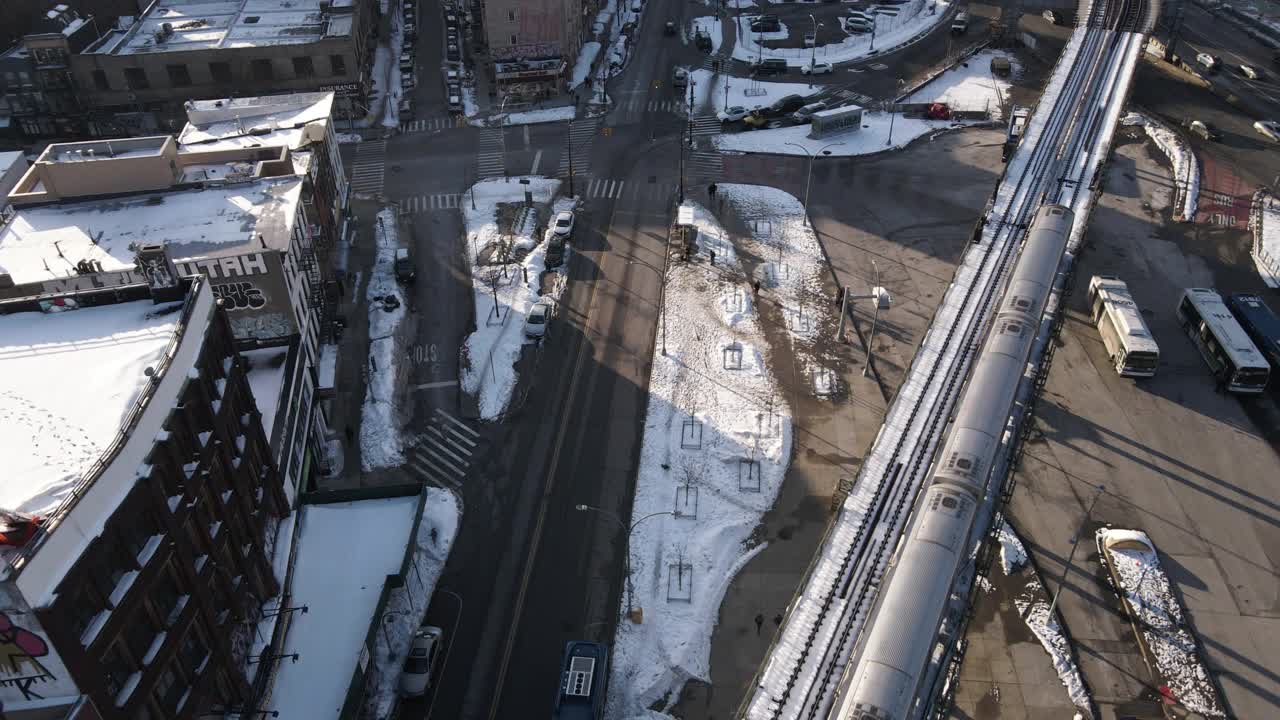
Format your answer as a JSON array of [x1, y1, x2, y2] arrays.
[[212, 281, 268, 311], [0, 612, 55, 701]]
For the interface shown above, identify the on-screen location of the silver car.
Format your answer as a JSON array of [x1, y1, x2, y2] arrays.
[[399, 626, 442, 697], [1254, 120, 1280, 142], [525, 298, 553, 338]]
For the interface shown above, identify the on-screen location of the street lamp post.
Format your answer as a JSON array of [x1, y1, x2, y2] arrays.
[[575, 504, 681, 620], [863, 260, 885, 376], [380, 609, 410, 660], [809, 14, 818, 70], [784, 142, 845, 225], [886, 78, 905, 147], [628, 234, 672, 355], [1046, 484, 1107, 619]]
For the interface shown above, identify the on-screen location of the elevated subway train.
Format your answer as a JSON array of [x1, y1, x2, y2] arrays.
[[833, 204, 1074, 720]]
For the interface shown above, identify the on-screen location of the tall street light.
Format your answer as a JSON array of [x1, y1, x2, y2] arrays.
[[808, 14, 818, 70], [1046, 484, 1106, 619], [575, 504, 682, 620], [784, 142, 845, 225]]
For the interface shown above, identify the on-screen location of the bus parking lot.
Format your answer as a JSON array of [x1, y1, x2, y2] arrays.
[[952, 133, 1280, 719]]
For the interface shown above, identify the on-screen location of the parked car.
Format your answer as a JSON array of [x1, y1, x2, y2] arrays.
[[399, 98, 415, 121], [695, 28, 713, 50], [394, 248, 414, 284], [525, 298, 553, 338], [951, 11, 969, 34], [718, 105, 751, 122], [1197, 52, 1221, 72], [791, 101, 828, 123], [673, 67, 689, 87], [1189, 119, 1221, 141], [399, 626, 442, 697], [1254, 120, 1280, 142], [751, 58, 789, 75], [743, 110, 769, 129], [768, 94, 806, 116], [447, 90, 462, 109], [802, 61, 833, 75], [844, 17, 873, 33], [1042, 9, 1063, 24], [553, 210, 575, 237], [803, 32, 816, 47], [664, 20, 677, 35], [1240, 64, 1262, 80], [750, 15, 781, 32]]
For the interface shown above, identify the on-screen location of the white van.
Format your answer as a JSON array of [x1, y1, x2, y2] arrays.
[[951, 12, 969, 34]]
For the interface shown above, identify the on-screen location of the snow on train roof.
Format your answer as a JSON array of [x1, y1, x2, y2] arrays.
[[0, 176, 302, 286], [90, 0, 350, 56], [0, 300, 183, 517]]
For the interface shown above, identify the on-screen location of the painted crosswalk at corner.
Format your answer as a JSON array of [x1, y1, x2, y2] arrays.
[[558, 118, 598, 179], [350, 139, 387, 195], [402, 193, 462, 213], [582, 178, 683, 201], [400, 116, 461, 133], [476, 127, 506, 179], [405, 408, 480, 490]]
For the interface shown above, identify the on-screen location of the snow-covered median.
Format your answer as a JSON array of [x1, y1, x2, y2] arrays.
[[689, 68, 815, 115], [460, 178, 571, 419], [733, 0, 951, 67], [484, 105, 577, 127], [715, 111, 963, 156], [608, 201, 792, 718], [1098, 528, 1226, 718], [905, 50, 1017, 119], [1122, 112, 1200, 221], [1249, 188, 1280, 287], [360, 208, 407, 471]]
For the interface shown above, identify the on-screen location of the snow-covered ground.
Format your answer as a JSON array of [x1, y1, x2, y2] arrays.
[[691, 16, 724, 55], [733, 0, 951, 67], [994, 521, 1092, 714], [608, 200, 792, 718], [905, 50, 1017, 119], [483, 105, 577, 127], [365, 489, 461, 718], [688, 68, 815, 115], [1250, 189, 1280, 287], [570, 41, 603, 89], [267, 496, 420, 719], [1121, 112, 1200, 221], [368, 0, 405, 127], [360, 208, 407, 471], [460, 179, 571, 419], [715, 110, 963, 156], [1098, 528, 1226, 717]]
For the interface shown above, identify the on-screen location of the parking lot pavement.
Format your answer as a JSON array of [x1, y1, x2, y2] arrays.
[[954, 137, 1280, 719]]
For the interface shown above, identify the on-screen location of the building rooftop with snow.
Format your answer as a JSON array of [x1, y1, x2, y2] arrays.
[[0, 271, 293, 720]]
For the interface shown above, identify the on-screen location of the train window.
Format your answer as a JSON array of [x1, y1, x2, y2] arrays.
[[1011, 296, 1032, 311], [1002, 320, 1024, 336], [941, 496, 959, 509], [955, 458, 972, 470]]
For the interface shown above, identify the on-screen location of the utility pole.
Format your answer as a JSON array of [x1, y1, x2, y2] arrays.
[[863, 260, 886, 376], [809, 14, 818, 71]]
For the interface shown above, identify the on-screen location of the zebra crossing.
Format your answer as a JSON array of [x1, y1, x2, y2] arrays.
[[687, 114, 724, 182], [476, 128, 506, 179], [582, 177, 681, 201], [558, 118, 598, 179], [689, 114, 721, 139], [401, 193, 462, 214], [834, 88, 875, 106], [615, 97, 688, 116], [350, 139, 387, 195], [400, 116, 460, 134], [405, 408, 480, 491]]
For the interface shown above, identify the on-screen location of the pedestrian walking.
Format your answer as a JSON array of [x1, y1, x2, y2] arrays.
[[773, 613, 782, 626], [754, 613, 764, 635], [753, 279, 761, 296], [345, 425, 355, 444]]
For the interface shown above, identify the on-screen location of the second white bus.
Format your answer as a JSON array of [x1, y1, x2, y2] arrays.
[[1176, 288, 1270, 393], [1087, 276, 1160, 377]]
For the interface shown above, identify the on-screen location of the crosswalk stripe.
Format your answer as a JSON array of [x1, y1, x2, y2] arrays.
[[409, 459, 460, 489], [425, 428, 471, 465], [435, 408, 480, 441], [415, 443, 466, 477]]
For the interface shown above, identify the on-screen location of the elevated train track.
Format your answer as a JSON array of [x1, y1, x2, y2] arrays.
[[742, 1, 1155, 718]]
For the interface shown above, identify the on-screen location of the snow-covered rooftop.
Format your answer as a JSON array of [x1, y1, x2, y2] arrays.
[[178, 92, 334, 152], [0, 299, 183, 517], [88, 0, 351, 56], [243, 346, 289, 438], [268, 497, 418, 719], [0, 176, 302, 286]]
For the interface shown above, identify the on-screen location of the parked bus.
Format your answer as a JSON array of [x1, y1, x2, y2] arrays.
[[552, 641, 608, 719], [1226, 293, 1280, 370], [1088, 276, 1160, 377], [1176, 288, 1270, 393]]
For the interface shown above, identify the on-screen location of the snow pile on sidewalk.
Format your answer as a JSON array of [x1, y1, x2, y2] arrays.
[[360, 208, 407, 471], [365, 489, 462, 719], [1249, 189, 1280, 287], [487, 105, 577, 127], [688, 68, 815, 115], [608, 201, 792, 719], [717, 185, 835, 392], [1122, 112, 1200, 221], [691, 17, 723, 54], [570, 41, 602, 89], [905, 50, 1017, 119], [994, 521, 1091, 714], [368, 0, 405, 127], [267, 496, 420, 719], [716, 110, 961, 156], [1097, 528, 1226, 717], [733, 0, 951, 67], [460, 178, 569, 419]]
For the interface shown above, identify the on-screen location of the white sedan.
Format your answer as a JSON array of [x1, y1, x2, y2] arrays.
[[399, 626, 442, 697], [1254, 120, 1280, 142], [717, 105, 751, 122], [552, 210, 575, 237], [802, 62, 834, 75]]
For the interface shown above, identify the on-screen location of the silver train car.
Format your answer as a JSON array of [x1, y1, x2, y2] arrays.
[[834, 204, 1074, 720]]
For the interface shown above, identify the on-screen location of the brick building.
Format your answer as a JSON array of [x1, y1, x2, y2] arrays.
[[478, 0, 603, 99]]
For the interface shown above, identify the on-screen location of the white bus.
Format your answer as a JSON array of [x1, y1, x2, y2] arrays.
[[1176, 288, 1270, 393], [1087, 276, 1160, 377]]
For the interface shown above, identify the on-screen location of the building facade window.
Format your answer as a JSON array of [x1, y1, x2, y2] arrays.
[[123, 68, 149, 90], [251, 59, 273, 81], [329, 54, 346, 76], [103, 643, 134, 698], [292, 57, 314, 78], [209, 62, 233, 84], [165, 64, 191, 87], [92, 69, 110, 90]]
